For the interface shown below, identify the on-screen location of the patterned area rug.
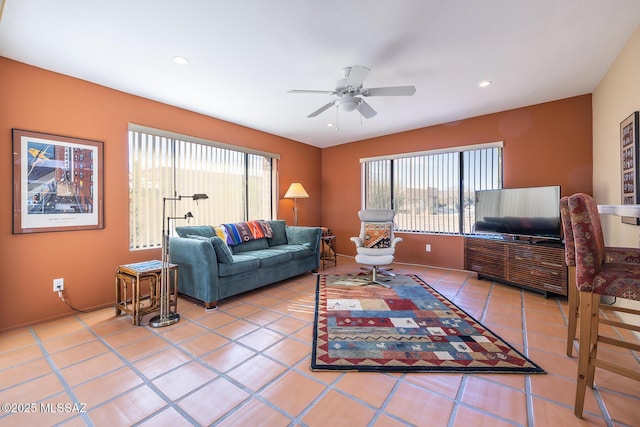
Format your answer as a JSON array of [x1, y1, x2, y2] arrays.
[[311, 274, 545, 373]]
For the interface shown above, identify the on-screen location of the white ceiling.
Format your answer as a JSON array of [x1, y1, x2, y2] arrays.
[[1, 1, 640, 148]]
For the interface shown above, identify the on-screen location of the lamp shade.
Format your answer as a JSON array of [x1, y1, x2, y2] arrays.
[[284, 182, 309, 199]]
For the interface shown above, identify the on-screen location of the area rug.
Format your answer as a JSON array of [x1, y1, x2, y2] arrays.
[[311, 274, 545, 373]]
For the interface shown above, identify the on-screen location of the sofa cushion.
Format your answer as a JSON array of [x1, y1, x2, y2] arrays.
[[218, 254, 261, 277], [240, 249, 292, 267], [176, 225, 216, 238], [232, 238, 269, 254], [266, 220, 288, 246], [214, 220, 273, 246], [269, 244, 314, 260]]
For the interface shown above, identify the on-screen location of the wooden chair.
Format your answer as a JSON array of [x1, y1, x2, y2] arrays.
[[566, 193, 640, 417], [559, 196, 640, 357]]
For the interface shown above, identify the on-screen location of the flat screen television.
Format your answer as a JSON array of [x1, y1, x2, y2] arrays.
[[473, 185, 562, 240]]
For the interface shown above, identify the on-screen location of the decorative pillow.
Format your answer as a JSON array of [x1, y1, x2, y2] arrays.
[[363, 222, 392, 248], [186, 234, 233, 263], [209, 236, 234, 263]]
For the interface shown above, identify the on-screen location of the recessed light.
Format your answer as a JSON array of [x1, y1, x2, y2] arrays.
[[173, 56, 189, 65], [479, 80, 491, 87], [327, 123, 334, 127]]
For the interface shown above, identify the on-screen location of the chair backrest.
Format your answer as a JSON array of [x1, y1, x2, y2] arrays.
[[357, 209, 396, 248], [559, 196, 575, 267], [567, 193, 606, 289]]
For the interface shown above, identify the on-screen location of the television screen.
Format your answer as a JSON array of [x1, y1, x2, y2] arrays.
[[474, 186, 561, 240]]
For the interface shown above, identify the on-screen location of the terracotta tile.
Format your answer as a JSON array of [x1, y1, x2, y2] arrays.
[[0, 358, 52, 389], [133, 346, 191, 380], [32, 317, 85, 340], [50, 340, 110, 369], [403, 373, 462, 399], [0, 344, 44, 369], [529, 372, 601, 414], [302, 389, 376, 426], [371, 413, 414, 427], [242, 309, 284, 326], [227, 355, 287, 391], [201, 342, 256, 372], [384, 382, 454, 426], [452, 404, 518, 427], [87, 385, 167, 425], [261, 370, 325, 416], [101, 326, 154, 348], [461, 376, 527, 425], [334, 372, 398, 407], [41, 329, 97, 354], [72, 366, 144, 407], [215, 319, 260, 340], [0, 329, 37, 352], [152, 361, 217, 400], [60, 352, 125, 387], [117, 335, 170, 361], [191, 311, 237, 330], [217, 399, 291, 426], [599, 387, 640, 425], [158, 321, 207, 343], [237, 327, 284, 351], [177, 378, 249, 426], [179, 332, 229, 357], [0, 372, 63, 403], [136, 407, 193, 427], [225, 302, 263, 317], [265, 316, 308, 335], [531, 396, 607, 426], [263, 337, 310, 366], [527, 349, 578, 379]]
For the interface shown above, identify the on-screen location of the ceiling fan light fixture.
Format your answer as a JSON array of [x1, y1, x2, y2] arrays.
[[479, 80, 491, 87], [336, 97, 361, 112]]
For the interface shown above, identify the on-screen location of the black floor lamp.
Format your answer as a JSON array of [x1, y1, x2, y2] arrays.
[[149, 193, 208, 328]]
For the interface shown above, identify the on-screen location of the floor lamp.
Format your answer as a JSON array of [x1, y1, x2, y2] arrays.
[[284, 182, 309, 226], [149, 193, 208, 328]]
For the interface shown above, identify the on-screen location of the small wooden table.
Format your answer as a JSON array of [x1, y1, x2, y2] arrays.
[[321, 235, 337, 269], [115, 260, 178, 326]]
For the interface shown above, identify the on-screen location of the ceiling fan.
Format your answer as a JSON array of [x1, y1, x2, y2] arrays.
[[288, 65, 416, 119]]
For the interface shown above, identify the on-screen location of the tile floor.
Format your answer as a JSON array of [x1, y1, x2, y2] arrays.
[[1, 258, 639, 426]]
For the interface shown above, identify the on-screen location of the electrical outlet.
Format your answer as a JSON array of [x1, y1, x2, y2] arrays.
[[53, 278, 64, 292], [426, 244, 431, 252]]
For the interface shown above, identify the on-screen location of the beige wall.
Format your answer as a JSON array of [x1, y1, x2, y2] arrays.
[[593, 26, 640, 247]]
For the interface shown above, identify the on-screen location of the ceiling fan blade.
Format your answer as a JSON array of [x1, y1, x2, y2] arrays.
[[345, 65, 370, 88], [364, 85, 416, 96], [359, 99, 377, 119], [288, 89, 336, 95], [308, 101, 335, 118]]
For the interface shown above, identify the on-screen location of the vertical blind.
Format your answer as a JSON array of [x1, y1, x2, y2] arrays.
[[128, 124, 278, 250], [362, 143, 503, 234]]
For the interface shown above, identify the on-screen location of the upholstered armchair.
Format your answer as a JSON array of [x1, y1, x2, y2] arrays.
[[350, 209, 403, 286], [566, 193, 640, 418]]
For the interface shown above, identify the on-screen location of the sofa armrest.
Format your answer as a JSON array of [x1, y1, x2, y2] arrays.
[[169, 237, 219, 303], [286, 226, 322, 252]]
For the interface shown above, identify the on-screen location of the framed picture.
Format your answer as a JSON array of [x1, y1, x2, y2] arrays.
[[621, 112, 640, 225], [12, 129, 104, 234]]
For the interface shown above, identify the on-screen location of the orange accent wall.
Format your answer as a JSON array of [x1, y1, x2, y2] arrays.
[[321, 95, 593, 269], [0, 57, 593, 330], [0, 58, 321, 331]]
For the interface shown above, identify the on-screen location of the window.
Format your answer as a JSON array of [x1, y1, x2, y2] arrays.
[[128, 124, 278, 250], [361, 143, 502, 234]]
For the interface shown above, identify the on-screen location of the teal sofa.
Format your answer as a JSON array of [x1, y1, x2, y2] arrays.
[[169, 220, 322, 309]]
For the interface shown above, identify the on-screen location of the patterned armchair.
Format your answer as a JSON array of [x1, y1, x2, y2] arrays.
[[566, 193, 640, 418], [350, 209, 403, 286], [559, 196, 640, 356]]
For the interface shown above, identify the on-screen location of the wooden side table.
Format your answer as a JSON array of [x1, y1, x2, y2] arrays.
[[321, 235, 337, 269], [115, 260, 178, 325]]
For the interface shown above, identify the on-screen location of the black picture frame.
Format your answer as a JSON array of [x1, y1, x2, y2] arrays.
[[621, 112, 640, 225]]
